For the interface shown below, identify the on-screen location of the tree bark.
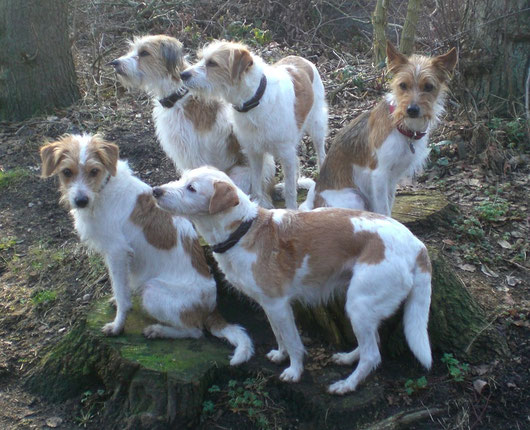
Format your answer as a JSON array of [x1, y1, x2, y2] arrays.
[[399, 0, 423, 55], [0, 0, 79, 121], [372, 0, 389, 67]]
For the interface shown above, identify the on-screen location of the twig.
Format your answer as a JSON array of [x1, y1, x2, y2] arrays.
[[362, 407, 444, 430]]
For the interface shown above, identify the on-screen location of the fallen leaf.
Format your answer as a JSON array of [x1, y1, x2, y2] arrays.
[[473, 379, 488, 395], [443, 239, 456, 246], [506, 276, 521, 287], [46, 417, 63, 428], [481, 264, 499, 278], [497, 239, 512, 249], [459, 264, 476, 272]]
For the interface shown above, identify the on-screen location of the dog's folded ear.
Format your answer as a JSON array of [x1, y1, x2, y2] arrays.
[[209, 180, 239, 214], [386, 41, 408, 74], [90, 135, 119, 176], [230, 48, 253, 82], [40, 140, 63, 177], [161, 39, 184, 77]]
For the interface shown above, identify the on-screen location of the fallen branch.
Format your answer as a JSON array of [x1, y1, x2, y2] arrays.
[[362, 407, 443, 430]]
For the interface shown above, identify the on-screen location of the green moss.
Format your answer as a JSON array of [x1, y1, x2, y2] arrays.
[[0, 167, 30, 189], [392, 191, 449, 225]]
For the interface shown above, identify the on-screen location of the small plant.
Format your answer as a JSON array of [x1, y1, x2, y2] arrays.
[[0, 236, 17, 252], [225, 21, 273, 46], [441, 353, 469, 382], [404, 376, 428, 395], [31, 289, 57, 307], [455, 216, 485, 240], [0, 167, 30, 189], [475, 197, 509, 222]]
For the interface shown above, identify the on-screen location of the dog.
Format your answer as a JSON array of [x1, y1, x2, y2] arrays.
[[109, 35, 275, 198], [180, 40, 328, 209], [300, 42, 457, 215], [153, 166, 433, 394], [40, 134, 253, 366]]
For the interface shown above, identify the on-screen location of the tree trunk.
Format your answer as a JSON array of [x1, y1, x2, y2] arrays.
[[399, 0, 423, 55], [372, 0, 390, 67], [458, 0, 529, 115], [0, 0, 79, 121]]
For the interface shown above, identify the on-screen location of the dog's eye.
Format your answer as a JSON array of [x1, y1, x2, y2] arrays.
[[138, 50, 150, 57], [206, 60, 217, 67], [62, 168, 72, 178], [187, 184, 196, 193], [423, 82, 434, 92], [89, 168, 100, 177], [399, 82, 407, 90]]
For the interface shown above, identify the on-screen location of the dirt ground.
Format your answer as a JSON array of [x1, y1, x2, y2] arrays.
[[1, 2, 529, 429]]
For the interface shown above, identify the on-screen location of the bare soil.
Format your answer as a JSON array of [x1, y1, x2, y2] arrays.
[[1, 2, 529, 429]]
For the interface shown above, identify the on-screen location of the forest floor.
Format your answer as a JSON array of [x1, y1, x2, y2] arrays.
[[1, 2, 529, 429]]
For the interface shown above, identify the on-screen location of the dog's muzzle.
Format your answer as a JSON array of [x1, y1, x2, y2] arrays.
[[152, 187, 165, 198], [180, 71, 192, 81], [74, 195, 89, 208]]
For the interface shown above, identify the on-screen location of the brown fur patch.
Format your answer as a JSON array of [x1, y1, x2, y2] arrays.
[[130, 193, 177, 250], [204, 308, 228, 332], [209, 181, 239, 214], [416, 247, 432, 274], [241, 208, 385, 297], [368, 101, 395, 149], [180, 304, 209, 329], [40, 135, 80, 178], [276, 56, 314, 129], [182, 236, 211, 278], [226, 132, 247, 166], [183, 97, 220, 132], [133, 35, 186, 82]]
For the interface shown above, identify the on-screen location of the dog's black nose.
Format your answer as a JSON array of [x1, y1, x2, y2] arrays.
[[107, 59, 120, 68], [152, 187, 164, 199], [406, 104, 420, 118], [180, 71, 192, 81], [75, 196, 89, 208]]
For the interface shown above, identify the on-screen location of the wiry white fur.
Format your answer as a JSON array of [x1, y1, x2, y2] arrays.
[[55, 138, 253, 365], [182, 43, 328, 209], [155, 167, 432, 394], [111, 36, 275, 195]]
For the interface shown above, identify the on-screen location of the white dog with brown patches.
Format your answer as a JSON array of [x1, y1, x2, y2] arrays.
[[180, 41, 328, 209], [109, 35, 275, 196], [154, 166, 433, 394], [40, 134, 253, 366]]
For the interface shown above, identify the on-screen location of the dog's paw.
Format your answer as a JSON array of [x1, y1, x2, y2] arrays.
[[279, 366, 302, 383], [328, 379, 355, 395], [331, 350, 359, 366], [142, 324, 164, 339], [102, 322, 123, 336], [230, 347, 254, 366], [108, 297, 117, 308], [266, 349, 288, 364]]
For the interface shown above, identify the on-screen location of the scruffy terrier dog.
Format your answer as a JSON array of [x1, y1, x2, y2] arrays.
[[301, 42, 457, 215], [180, 40, 328, 209], [109, 35, 274, 196], [40, 134, 253, 365], [153, 166, 432, 394]]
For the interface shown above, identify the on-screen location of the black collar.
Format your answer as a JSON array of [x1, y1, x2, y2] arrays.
[[233, 75, 267, 113], [211, 218, 255, 254], [98, 173, 111, 192], [159, 87, 189, 108]]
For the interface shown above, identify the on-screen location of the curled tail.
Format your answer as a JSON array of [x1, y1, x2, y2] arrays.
[[205, 309, 254, 366], [403, 250, 433, 369], [273, 177, 316, 206]]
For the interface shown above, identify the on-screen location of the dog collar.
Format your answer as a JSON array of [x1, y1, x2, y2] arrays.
[[233, 75, 267, 113], [388, 104, 426, 153], [98, 173, 111, 192], [211, 218, 255, 254], [159, 87, 189, 108]]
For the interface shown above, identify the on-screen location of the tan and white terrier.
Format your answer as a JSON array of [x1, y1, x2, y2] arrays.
[[301, 42, 457, 215]]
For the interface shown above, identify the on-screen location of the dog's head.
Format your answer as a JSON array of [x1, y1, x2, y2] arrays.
[[40, 134, 119, 210], [180, 40, 254, 97], [109, 35, 186, 95], [386, 41, 457, 132], [154, 166, 240, 217]]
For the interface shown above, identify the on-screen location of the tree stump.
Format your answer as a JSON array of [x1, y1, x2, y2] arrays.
[[26, 298, 235, 429]]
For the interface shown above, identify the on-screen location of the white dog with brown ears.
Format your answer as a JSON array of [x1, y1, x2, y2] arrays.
[[153, 166, 433, 394], [40, 134, 253, 366], [180, 40, 328, 209], [109, 35, 275, 197], [301, 42, 457, 215]]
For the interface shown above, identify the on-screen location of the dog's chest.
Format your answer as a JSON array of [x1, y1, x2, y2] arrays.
[[376, 130, 427, 176]]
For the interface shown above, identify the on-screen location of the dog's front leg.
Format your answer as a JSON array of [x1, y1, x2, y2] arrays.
[[102, 249, 132, 336], [370, 172, 391, 216], [247, 150, 271, 208], [262, 300, 305, 382], [279, 147, 299, 210]]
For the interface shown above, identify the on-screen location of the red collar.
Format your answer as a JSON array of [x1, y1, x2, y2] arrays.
[[388, 104, 427, 141]]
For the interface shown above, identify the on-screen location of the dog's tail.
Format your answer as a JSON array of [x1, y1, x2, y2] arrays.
[[272, 177, 316, 203], [205, 308, 254, 366], [403, 248, 433, 370]]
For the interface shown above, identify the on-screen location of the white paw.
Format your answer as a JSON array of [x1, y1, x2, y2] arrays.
[[142, 324, 163, 339], [102, 321, 123, 336], [279, 366, 302, 383], [332, 351, 359, 366], [328, 379, 355, 395], [266, 349, 288, 364]]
